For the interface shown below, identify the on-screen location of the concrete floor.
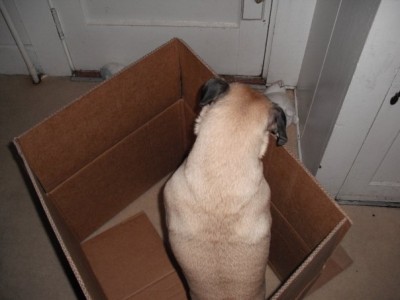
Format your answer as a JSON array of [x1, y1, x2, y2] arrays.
[[1, 75, 400, 299]]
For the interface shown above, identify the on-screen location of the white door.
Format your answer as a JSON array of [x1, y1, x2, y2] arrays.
[[50, 0, 271, 76], [337, 68, 400, 205]]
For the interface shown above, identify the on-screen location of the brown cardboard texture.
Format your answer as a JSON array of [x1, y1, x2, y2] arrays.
[[14, 38, 351, 300]]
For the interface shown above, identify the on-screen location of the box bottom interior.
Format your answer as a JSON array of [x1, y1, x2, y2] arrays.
[[84, 175, 282, 298]]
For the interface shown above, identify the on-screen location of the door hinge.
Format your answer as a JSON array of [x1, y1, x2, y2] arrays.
[[50, 8, 65, 41]]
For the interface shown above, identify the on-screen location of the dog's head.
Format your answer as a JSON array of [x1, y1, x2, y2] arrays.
[[196, 77, 287, 148]]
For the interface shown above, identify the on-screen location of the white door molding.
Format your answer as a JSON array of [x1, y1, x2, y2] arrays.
[[316, 0, 400, 203]]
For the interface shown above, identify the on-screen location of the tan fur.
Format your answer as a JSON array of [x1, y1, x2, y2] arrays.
[[164, 83, 274, 300]]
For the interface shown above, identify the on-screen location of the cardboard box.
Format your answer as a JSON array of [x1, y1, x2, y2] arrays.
[[14, 38, 351, 299]]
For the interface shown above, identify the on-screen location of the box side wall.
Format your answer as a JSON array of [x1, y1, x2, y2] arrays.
[[268, 203, 310, 280], [13, 140, 107, 300], [263, 137, 350, 280], [305, 245, 353, 296], [17, 39, 182, 192], [264, 138, 346, 241], [48, 101, 187, 241], [177, 40, 216, 112], [271, 219, 351, 300]]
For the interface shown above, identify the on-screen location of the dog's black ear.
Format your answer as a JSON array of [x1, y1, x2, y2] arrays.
[[199, 78, 229, 107], [268, 103, 288, 146]]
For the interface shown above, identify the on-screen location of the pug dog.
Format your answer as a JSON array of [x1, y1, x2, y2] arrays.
[[164, 78, 287, 300]]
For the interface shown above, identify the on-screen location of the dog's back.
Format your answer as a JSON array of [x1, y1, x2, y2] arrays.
[[164, 79, 286, 300], [165, 165, 270, 300]]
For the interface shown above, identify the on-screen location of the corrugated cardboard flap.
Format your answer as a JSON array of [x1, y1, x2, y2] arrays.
[[81, 212, 186, 300]]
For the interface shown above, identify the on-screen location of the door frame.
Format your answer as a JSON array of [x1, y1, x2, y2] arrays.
[[316, 0, 400, 205]]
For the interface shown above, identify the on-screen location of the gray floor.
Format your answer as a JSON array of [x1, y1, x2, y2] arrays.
[[1, 75, 400, 299]]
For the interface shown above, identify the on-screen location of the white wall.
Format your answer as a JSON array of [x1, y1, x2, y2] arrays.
[[264, 0, 316, 87], [296, 0, 381, 175]]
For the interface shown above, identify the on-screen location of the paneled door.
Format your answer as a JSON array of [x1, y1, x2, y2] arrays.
[[337, 68, 400, 205], [50, 0, 272, 76]]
